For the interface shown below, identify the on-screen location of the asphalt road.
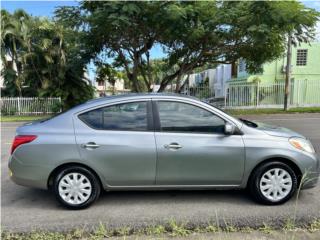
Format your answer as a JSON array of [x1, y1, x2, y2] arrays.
[[1, 113, 320, 232]]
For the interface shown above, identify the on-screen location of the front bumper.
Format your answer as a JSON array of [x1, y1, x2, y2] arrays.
[[300, 152, 320, 189]]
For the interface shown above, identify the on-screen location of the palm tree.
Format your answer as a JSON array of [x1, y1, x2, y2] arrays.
[[1, 9, 94, 108], [1, 9, 29, 96]]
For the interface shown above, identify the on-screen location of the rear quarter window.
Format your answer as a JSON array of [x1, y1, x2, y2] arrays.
[[78, 101, 148, 131]]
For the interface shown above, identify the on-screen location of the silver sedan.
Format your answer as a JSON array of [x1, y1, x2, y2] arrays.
[[8, 94, 319, 209]]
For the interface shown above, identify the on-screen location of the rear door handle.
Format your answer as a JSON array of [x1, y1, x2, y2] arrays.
[[164, 143, 183, 150], [81, 142, 100, 149]]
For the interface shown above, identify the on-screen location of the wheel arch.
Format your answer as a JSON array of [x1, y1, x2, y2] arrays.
[[47, 162, 103, 190], [246, 157, 303, 187]]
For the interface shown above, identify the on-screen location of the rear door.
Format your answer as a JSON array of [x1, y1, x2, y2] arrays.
[[74, 100, 157, 186], [154, 100, 245, 186]]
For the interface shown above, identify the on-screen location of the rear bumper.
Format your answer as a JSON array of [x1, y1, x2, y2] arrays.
[[8, 155, 53, 189]]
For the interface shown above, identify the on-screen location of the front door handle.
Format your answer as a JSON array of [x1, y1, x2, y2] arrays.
[[164, 143, 183, 150], [81, 142, 100, 149]]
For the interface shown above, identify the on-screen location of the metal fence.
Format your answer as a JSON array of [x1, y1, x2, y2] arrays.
[[2, 80, 319, 115], [224, 79, 320, 109], [0, 97, 62, 115]]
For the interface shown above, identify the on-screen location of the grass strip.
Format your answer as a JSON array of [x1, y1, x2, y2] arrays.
[[2, 219, 320, 240], [226, 107, 320, 115], [1, 115, 52, 122]]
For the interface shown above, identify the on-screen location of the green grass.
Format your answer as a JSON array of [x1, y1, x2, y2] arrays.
[[2, 219, 320, 240], [0, 115, 52, 122], [226, 107, 320, 115]]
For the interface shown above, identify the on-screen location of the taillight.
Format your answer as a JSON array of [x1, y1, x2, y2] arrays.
[[11, 135, 37, 154]]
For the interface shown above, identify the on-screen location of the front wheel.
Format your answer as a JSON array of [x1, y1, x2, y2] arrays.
[[53, 166, 101, 209], [248, 162, 298, 205]]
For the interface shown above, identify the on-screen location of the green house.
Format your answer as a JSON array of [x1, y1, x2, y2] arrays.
[[230, 42, 320, 83], [227, 42, 320, 107]]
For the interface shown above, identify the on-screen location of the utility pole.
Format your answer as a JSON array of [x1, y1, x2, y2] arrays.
[[284, 33, 292, 111]]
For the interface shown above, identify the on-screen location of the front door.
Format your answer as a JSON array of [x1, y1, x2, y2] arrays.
[[74, 100, 157, 186], [154, 100, 245, 186]]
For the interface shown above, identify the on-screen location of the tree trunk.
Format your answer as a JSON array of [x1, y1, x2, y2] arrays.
[[175, 74, 181, 93], [158, 69, 182, 92], [284, 33, 292, 111], [131, 55, 140, 92]]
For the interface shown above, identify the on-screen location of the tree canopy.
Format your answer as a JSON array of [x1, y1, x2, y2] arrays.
[[55, 1, 319, 92], [1, 1, 319, 103], [1, 9, 94, 109]]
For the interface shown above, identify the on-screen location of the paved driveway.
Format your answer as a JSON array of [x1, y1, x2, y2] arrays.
[[1, 113, 320, 232]]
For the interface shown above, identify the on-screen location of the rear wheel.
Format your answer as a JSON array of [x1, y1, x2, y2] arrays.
[[248, 162, 298, 205], [53, 166, 101, 209]]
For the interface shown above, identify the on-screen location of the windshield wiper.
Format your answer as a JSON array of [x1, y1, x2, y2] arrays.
[[239, 118, 258, 128]]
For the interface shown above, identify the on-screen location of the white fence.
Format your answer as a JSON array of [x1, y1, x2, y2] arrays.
[[2, 80, 319, 115], [224, 79, 320, 109], [0, 97, 62, 115]]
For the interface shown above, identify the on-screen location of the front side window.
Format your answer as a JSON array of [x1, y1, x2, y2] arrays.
[[79, 101, 148, 131], [296, 49, 308, 66], [157, 101, 225, 134]]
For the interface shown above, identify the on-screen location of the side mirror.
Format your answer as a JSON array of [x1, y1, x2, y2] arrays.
[[224, 122, 236, 135]]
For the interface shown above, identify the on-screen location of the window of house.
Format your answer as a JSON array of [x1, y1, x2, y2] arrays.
[[296, 49, 308, 66], [98, 81, 104, 86], [79, 101, 148, 131], [157, 101, 225, 134], [238, 59, 246, 72]]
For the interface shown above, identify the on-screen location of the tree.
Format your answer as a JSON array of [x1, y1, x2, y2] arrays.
[[56, 2, 162, 92], [1, 9, 31, 96], [96, 63, 123, 95], [55, 1, 319, 92], [1, 9, 94, 109]]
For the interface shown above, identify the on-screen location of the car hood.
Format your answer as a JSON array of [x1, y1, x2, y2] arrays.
[[255, 122, 305, 139]]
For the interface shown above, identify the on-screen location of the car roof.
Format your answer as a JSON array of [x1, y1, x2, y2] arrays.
[[87, 93, 197, 103], [84, 93, 199, 104]]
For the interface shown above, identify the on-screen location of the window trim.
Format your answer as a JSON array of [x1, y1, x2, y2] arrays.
[[77, 100, 154, 132], [153, 100, 227, 135]]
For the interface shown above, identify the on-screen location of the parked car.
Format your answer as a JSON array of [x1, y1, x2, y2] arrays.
[[8, 94, 319, 209]]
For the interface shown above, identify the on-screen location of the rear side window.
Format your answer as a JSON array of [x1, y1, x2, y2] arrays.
[[157, 101, 225, 134], [79, 101, 148, 131]]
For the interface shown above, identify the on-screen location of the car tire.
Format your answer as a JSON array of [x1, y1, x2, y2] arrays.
[[53, 166, 101, 209], [248, 161, 298, 205]]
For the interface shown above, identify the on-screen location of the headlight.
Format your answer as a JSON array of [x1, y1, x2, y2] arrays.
[[289, 137, 315, 153]]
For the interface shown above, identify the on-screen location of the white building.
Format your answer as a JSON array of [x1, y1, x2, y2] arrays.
[[95, 78, 127, 97], [213, 64, 232, 98], [182, 64, 232, 98], [0, 59, 4, 90], [0, 55, 17, 91]]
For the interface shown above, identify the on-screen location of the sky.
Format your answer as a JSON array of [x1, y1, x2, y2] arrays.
[[0, 0, 167, 59], [2, 0, 320, 81], [1, 0, 167, 81]]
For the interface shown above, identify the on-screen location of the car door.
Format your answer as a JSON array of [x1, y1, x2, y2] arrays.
[[154, 100, 245, 186], [74, 100, 157, 186]]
